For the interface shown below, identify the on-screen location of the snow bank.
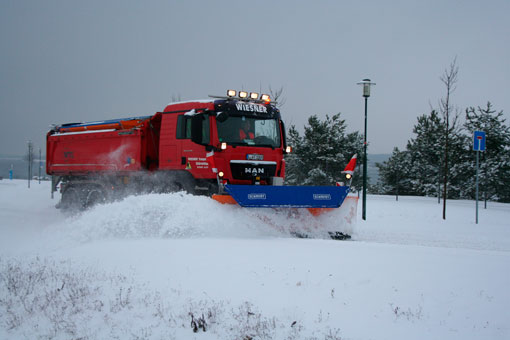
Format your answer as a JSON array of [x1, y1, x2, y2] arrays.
[[35, 191, 355, 249]]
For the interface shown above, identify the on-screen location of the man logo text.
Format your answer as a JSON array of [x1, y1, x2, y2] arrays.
[[245, 168, 264, 175]]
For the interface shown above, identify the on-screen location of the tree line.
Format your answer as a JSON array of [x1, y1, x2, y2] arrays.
[[281, 60, 510, 204], [284, 101, 510, 203], [375, 102, 510, 203]]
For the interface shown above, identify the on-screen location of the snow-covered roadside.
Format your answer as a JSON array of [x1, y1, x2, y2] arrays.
[[355, 194, 510, 251], [1, 180, 509, 339]]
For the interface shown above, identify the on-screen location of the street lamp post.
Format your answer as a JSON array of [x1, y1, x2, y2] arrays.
[[357, 79, 376, 220]]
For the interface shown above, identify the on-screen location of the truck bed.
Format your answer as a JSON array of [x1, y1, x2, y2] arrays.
[[46, 129, 147, 175]]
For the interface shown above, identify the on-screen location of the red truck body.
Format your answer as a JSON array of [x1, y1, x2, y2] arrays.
[[47, 98, 288, 208], [47, 128, 147, 174]]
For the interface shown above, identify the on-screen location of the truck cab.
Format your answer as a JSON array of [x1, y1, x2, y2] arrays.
[[157, 94, 289, 194]]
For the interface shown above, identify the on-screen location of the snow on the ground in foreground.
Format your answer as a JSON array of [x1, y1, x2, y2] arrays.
[[0, 180, 509, 340]]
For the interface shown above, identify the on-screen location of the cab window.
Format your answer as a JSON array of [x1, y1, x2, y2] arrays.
[[176, 115, 192, 139]]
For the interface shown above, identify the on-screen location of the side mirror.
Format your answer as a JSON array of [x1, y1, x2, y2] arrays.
[[216, 111, 229, 123], [191, 114, 203, 144]]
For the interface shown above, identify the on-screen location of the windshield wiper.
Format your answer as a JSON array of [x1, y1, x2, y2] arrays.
[[224, 142, 276, 149], [226, 141, 249, 147], [253, 144, 275, 150]]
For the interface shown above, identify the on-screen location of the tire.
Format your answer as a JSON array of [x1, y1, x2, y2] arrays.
[[205, 182, 219, 196], [177, 174, 196, 195], [85, 188, 105, 208], [160, 172, 196, 195], [161, 181, 182, 193], [60, 186, 85, 212]]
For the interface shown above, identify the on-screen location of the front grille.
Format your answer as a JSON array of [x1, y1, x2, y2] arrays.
[[230, 161, 277, 180]]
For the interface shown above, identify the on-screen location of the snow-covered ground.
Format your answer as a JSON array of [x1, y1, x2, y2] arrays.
[[0, 179, 509, 340]]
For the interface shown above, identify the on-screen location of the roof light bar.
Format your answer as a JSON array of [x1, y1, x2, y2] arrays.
[[214, 90, 272, 103]]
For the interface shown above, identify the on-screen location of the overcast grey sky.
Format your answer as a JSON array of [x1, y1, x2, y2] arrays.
[[1, 0, 509, 156]]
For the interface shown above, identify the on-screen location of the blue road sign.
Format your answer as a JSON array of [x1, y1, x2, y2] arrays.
[[473, 131, 486, 151]]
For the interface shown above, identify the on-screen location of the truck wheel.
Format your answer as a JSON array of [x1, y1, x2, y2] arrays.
[[60, 187, 84, 212], [85, 189, 105, 208], [162, 181, 183, 193], [164, 180, 195, 195], [178, 176, 196, 195], [206, 182, 219, 196]]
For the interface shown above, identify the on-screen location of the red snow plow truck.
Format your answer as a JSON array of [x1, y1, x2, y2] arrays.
[[46, 90, 357, 222]]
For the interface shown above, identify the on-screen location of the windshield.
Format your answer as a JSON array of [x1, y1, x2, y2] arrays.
[[217, 116, 281, 148]]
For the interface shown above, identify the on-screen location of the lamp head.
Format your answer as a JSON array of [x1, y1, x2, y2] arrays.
[[357, 78, 376, 97]]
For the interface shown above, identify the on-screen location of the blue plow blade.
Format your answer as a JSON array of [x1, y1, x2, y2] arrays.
[[224, 184, 350, 208]]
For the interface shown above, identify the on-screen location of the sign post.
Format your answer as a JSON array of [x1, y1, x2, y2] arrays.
[[473, 131, 486, 224]]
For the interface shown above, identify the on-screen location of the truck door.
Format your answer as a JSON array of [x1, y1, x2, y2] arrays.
[[159, 114, 181, 170], [180, 114, 211, 176]]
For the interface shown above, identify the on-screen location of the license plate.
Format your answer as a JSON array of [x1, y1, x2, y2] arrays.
[[246, 154, 264, 161]]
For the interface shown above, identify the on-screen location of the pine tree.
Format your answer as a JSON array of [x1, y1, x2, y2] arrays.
[[376, 147, 413, 197], [406, 110, 446, 196], [444, 124, 470, 199], [377, 110, 466, 199], [462, 102, 510, 202], [284, 125, 305, 185], [284, 113, 363, 186]]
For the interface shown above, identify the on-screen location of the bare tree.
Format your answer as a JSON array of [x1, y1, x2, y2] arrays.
[[269, 86, 286, 107], [170, 94, 182, 103], [439, 57, 459, 220]]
